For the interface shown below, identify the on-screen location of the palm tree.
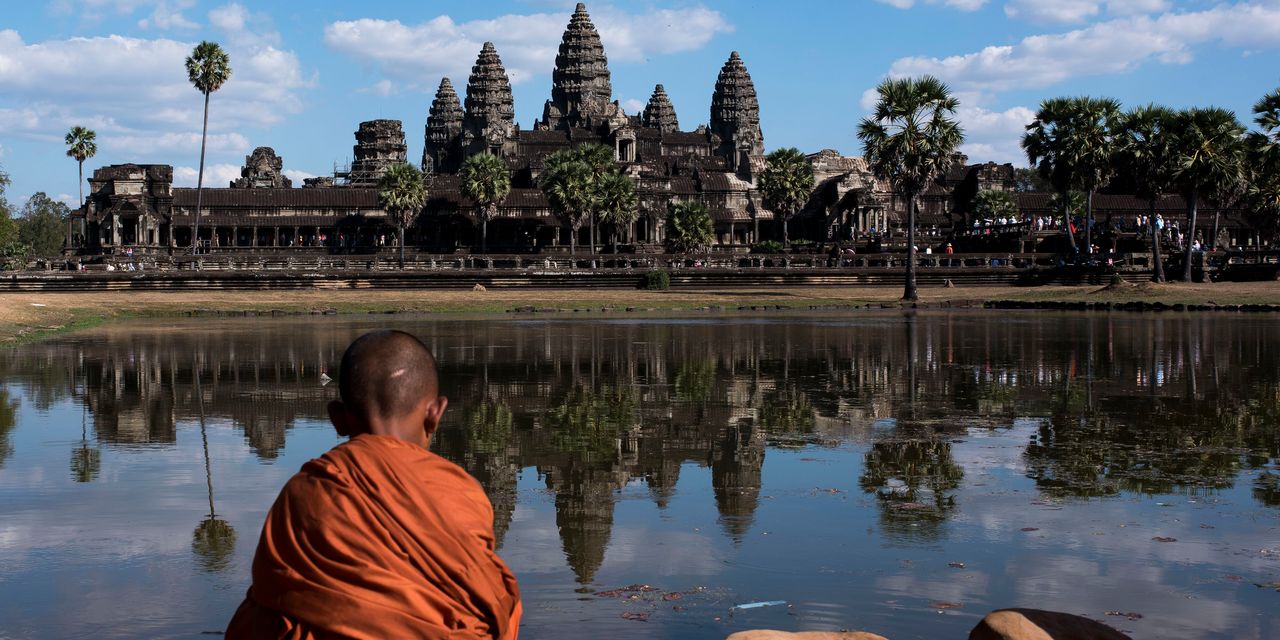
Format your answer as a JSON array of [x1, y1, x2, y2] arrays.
[[64, 126, 96, 250], [1114, 105, 1179, 282], [459, 153, 511, 254], [185, 41, 231, 255], [540, 151, 593, 255], [596, 171, 637, 249], [378, 164, 427, 269], [192, 367, 235, 573], [1171, 107, 1245, 282], [758, 147, 814, 247], [574, 143, 616, 254], [1246, 88, 1280, 237], [665, 200, 715, 253], [1022, 97, 1122, 255], [857, 76, 964, 301]]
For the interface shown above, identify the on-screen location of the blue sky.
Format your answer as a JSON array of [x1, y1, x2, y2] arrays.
[[1, 0, 1278, 206]]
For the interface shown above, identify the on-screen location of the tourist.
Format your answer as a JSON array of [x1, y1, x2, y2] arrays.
[[226, 330, 523, 639], [945, 243, 953, 254]]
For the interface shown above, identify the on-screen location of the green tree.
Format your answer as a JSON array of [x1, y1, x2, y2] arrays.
[[1171, 107, 1245, 282], [185, 41, 231, 254], [665, 200, 714, 253], [377, 163, 427, 269], [539, 150, 593, 255], [970, 189, 1018, 224], [574, 143, 616, 253], [0, 169, 20, 258], [1115, 105, 1180, 282], [1246, 87, 1280, 240], [19, 193, 71, 257], [596, 171, 637, 248], [1012, 167, 1052, 192], [459, 153, 510, 254], [64, 126, 96, 249], [758, 147, 814, 247], [857, 75, 964, 301], [1022, 96, 1122, 255]]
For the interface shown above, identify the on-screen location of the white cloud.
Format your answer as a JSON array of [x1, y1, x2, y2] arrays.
[[104, 131, 251, 155], [361, 79, 398, 97], [323, 6, 733, 90], [956, 104, 1036, 165], [621, 98, 645, 114], [876, 0, 988, 10], [1004, 0, 1171, 24], [209, 2, 281, 49], [173, 163, 241, 188], [137, 0, 198, 30], [283, 169, 317, 184], [0, 26, 310, 152], [886, 3, 1280, 94]]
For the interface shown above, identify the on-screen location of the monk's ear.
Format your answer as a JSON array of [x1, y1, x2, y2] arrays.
[[422, 395, 449, 439], [328, 400, 354, 438]]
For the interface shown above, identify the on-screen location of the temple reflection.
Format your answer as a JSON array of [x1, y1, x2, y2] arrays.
[[1, 312, 1278, 581]]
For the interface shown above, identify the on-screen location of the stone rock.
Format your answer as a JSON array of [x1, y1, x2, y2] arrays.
[[969, 609, 1131, 640], [472, 283, 487, 291], [727, 631, 888, 640], [347, 120, 407, 187], [231, 147, 292, 189]]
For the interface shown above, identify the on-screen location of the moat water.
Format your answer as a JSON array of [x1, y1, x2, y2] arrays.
[[0, 312, 1277, 639]]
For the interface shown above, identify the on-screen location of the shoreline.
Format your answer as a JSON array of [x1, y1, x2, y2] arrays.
[[3, 280, 1278, 347]]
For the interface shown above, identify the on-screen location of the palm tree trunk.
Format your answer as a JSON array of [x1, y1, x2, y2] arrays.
[[398, 224, 405, 269], [903, 191, 919, 301], [589, 212, 596, 254], [1149, 199, 1165, 283], [1061, 188, 1076, 254], [1211, 210, 1220, 253], [1084, 190, 1094, 255], [783, 215, 789, 247], [1182, 190, 1198, 282], [193, 91, 210, 256], [569, 223, 577, 255], [70, 160, 83, 251], [482, 217, 488, 254]]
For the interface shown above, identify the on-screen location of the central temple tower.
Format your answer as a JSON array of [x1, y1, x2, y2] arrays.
[[540, 3, 614, 131]]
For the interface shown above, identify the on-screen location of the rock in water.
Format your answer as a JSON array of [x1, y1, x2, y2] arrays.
[[727, 632, 888, 640], [969, 609, 1131, 640]]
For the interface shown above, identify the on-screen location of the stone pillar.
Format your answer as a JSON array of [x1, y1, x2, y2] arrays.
[[251, 226, 258, 247]]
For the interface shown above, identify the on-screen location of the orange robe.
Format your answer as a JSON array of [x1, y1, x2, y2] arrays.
[[226, 434, 522, 639]]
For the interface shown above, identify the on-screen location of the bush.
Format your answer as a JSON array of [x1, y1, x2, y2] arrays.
[[752, 240, 784, 254], [642, 270, 670, 290]]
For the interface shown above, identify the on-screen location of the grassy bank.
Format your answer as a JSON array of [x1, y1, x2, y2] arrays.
[[2, 280, 1278, 346]]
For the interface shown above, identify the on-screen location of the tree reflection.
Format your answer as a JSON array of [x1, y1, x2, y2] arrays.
[[0, 388, 17, 468], [70, 403, 101, 483], [859, 436, 963, 540], [192, 371, 235, 573], [545, 385, 636, 459]]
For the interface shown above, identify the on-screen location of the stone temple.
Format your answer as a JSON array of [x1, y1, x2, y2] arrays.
[[69, 2, 1258, 256]]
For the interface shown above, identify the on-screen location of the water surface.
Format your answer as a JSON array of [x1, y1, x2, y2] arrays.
[[0, 311, 1277, 639]]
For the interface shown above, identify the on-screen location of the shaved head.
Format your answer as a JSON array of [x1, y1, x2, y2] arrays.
[[338, 330, 439, 421]]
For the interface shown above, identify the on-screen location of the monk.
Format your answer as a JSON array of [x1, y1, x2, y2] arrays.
[[227, 330, 522, 639]]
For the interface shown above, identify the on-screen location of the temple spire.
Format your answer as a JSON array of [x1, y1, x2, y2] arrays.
[[541, 2, 612, 131], [463, 42, 516, 155], [423, 77, 464, 173], [710, 50, 764, 168], [642, 84, 680, 133]]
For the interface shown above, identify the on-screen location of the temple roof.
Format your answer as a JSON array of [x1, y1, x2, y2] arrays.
[[642, 84, 679, 133], [545, 2, 612, 129], [172, 188, 379, 208]]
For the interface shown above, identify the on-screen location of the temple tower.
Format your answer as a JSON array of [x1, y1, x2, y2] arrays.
[[231, 147, 291, 188], [710, 51, 764, 171], [541, 3, 613, 131], [422, 77, 464, 174], [347, 120, 407, 187], [463, 42, 516, 157], [642, 84, 680, 133]]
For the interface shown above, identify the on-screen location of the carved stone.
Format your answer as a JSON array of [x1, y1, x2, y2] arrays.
[[347, 120, 407, 187], [463, 42, 516, 155], [423, 77, 464, 173], [710, 51, 764, 168], [231, 147, 292, 189], [642, 84, 679, 133], [541, 3, 612, 131]]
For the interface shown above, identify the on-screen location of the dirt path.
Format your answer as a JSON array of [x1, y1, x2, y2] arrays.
[[3, 281, 1277, 345]]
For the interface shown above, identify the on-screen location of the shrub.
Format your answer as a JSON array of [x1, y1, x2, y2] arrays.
[[752, 240, 784, 254], [642, 270, 670, 290]]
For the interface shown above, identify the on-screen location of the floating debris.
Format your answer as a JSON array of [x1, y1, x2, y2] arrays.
[[621, 611, 650, 622], [1105, 611, 1144, 620], [1152, 536, 1177, 543], [931, 601, 963, 610], [732, 600, 787, 610]]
